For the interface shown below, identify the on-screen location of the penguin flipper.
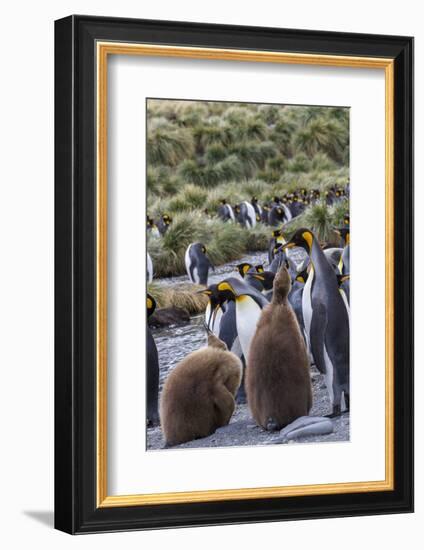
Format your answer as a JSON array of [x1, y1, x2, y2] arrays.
[[309, 303, 328, 375]]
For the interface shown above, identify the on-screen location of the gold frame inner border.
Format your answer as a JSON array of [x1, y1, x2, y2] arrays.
[[96, 41, 395, 508]]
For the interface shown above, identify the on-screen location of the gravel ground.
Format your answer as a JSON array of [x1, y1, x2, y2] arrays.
[[147, 247, 349, 451], [147, 366, 350, 450]]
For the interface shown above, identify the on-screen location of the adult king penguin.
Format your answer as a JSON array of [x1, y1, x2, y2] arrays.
[[146, 294, 160, 426], [185, 242, 214, 285], [282, 228, 350, 417], [147, 252, 153, 283], [215, 278, 268, 362]]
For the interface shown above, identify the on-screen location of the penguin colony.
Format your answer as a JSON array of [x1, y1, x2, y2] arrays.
[[146, 190, 350, 447]]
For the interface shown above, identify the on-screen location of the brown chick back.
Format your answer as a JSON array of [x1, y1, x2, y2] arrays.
[[160, 346, 242, 446]]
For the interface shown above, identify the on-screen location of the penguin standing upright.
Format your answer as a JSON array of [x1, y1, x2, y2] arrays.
[[157, 214, 172, 235], [147, 215, 160, 238], [337, 227, 350, 275], [251, 196, 262, 218], [234, 201, 257, 228], [217, 199, 235, 222], [268, 229, 286, 263], [287, 270, 308, 336], [282, 228, 350, 417], [201, 282, 249, 403], [185, 242, 214, 285], [147, 252, 153, 283], [215, 278, 268, 362], [146, 294, 160, 426]]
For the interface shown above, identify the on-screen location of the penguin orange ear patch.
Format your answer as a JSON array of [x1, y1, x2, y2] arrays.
[[147, 297, 153, 310], [302, 231, 313, 249], [217, 282, 234, 294]]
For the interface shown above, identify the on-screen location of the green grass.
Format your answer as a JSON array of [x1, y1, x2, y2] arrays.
[[146, 100, 350, 275]]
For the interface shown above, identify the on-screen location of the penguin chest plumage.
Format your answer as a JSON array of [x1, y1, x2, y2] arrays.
[[147, 253, 153, 283], [243, 201, 257, 228], [235, 295, 262, 361], [302, 266, 314, 346]]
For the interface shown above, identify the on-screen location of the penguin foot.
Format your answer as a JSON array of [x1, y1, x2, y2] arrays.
[[266, 417, 280, 431]]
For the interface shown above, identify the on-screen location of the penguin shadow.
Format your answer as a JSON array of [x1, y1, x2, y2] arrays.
[[23, 510, 54, 528]]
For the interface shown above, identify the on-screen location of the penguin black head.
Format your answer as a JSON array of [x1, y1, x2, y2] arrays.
[[272, 229, 283, 238], [273, 196, 281, 204], [251, 196, 258, 204], [216, 280, 237, 302], [334, 227, 350, 246], [234, 204, 241, 213], [282, 228, 315, 253], [256, 214, 261, 222], [236, 262, 254, 278], [249, 271, 276, 291], [255, 264, 264, 273], [344, 214, 350, 227], [147, 294, 157, 317], [162, 214, 172, 226], [219, 199, 227, 205]]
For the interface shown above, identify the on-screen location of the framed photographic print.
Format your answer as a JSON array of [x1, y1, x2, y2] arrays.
[[54, 15, 414, 534]]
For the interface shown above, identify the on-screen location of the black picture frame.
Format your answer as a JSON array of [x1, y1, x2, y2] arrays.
[[55, 15, 414, 534]]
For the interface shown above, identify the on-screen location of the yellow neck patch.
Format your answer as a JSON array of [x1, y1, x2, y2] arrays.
[[302, 231, 313, 251], [147, 297, 153, 310]]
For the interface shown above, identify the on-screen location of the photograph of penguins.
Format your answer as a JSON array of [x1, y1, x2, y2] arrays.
[[146, 98, 350, 450]]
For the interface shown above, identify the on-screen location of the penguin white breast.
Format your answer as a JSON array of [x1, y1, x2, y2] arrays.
[[227, 205, 235, 221], [212, 306, 223, 336], [244, 201, 256, 228], [147, 253, 153, 283], [282, 203, 292, 221], [235, 295, 262, 361], [302, 266, 314, 346], [185, 244, 194, 283]]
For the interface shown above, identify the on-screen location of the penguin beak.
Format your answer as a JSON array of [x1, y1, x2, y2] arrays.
[[196, 289, 212, 295], [281, 242, 296, 250], [251, 274, 265, 281]]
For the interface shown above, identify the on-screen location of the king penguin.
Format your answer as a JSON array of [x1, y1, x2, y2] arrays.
[[282, 228, 350, 417], [146, 294, 160, 426], [215, 278, 268, 363], [185, 242, 214, 285], [147, 252, 153, 283]]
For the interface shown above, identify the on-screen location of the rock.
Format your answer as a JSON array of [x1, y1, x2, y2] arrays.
[[278, 416, 334, 442], [148, 307, 190, 328]]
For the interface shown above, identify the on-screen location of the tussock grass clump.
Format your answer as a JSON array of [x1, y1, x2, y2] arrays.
[[147, 282, 208, 314], [146, 99, 350, 275], [167, 185, 209, 213], [331, 199, 350, 228], [148, 214, 205, 277], [206, 222, 248, 265], [244, 225, 271, 251]]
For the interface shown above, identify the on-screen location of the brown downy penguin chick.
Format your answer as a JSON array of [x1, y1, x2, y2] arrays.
[[246, 266, 312, 431], [160, 332, 243, 446]]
